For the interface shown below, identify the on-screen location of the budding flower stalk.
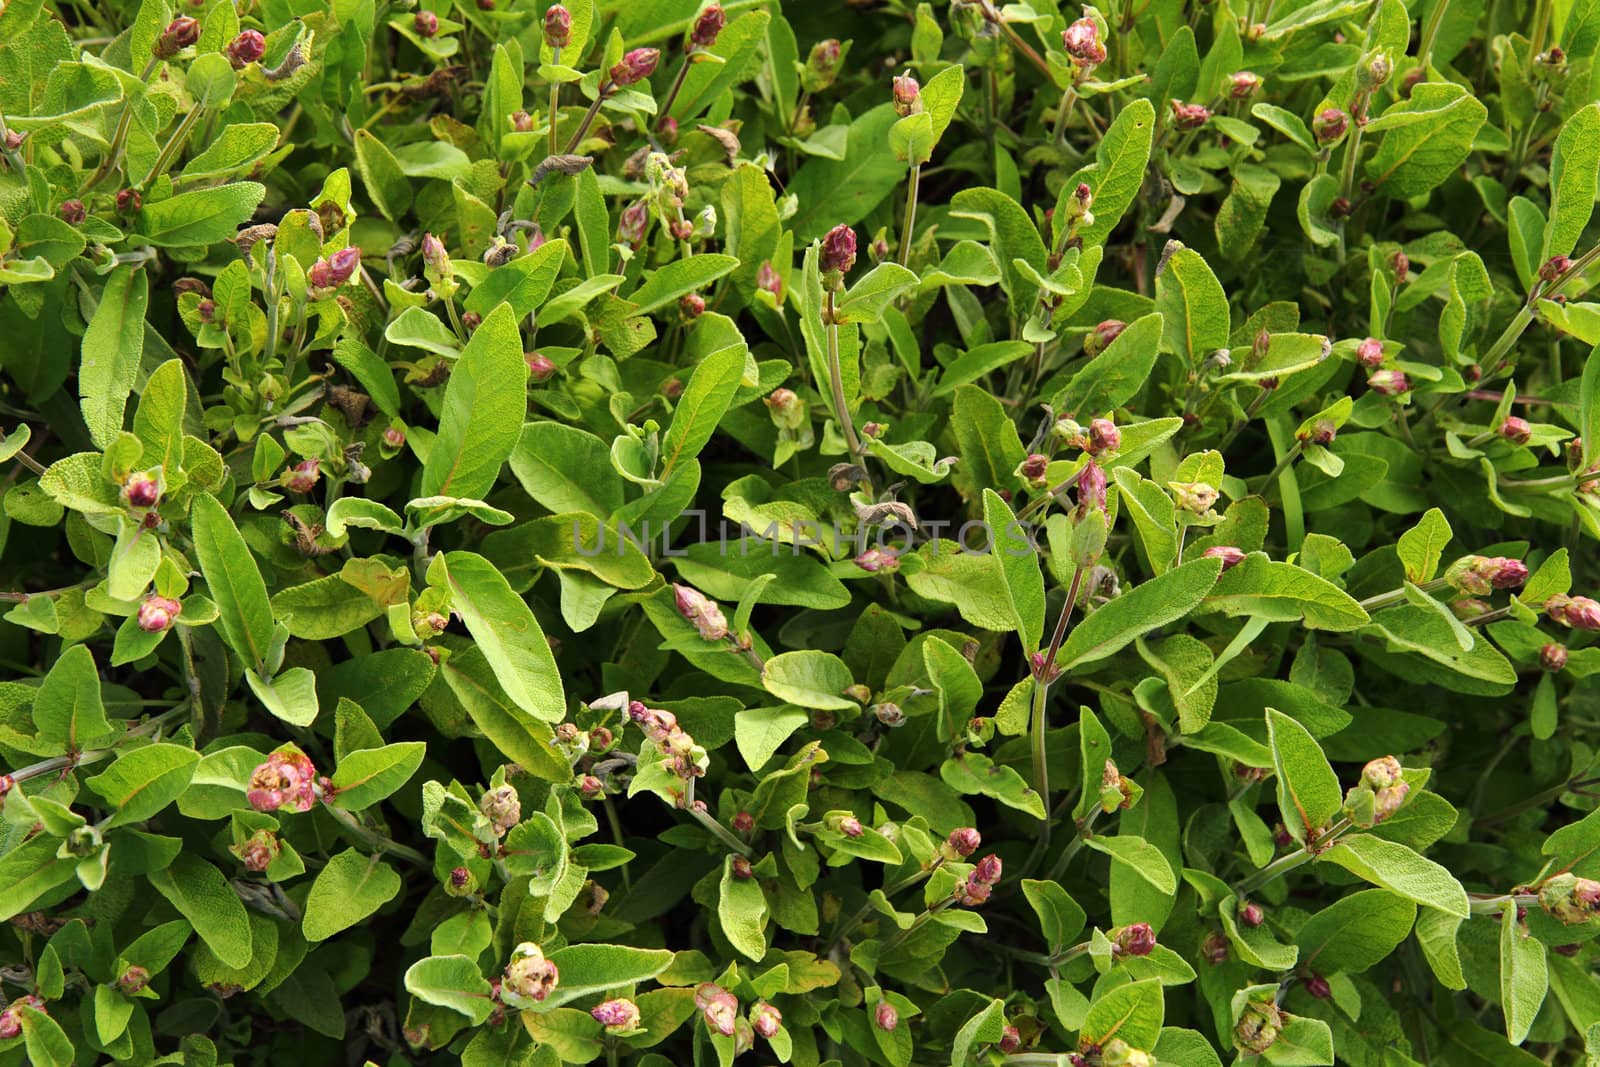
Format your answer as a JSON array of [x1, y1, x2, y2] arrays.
[[673, 583, 729, 641]]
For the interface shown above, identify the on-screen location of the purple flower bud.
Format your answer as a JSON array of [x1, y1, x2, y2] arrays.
[[283, 458, 320, 493], [137, 594, 182, 633], [116, 188, 142, 213], [998, 1025, 1022, 1054], [875, 1000, 899, 1031], [1356, 337, 1385, 368], [820, 223, 857, 276], [421, 232, 450, 275], [1367, 369, 1410, 396], [1240, 902, 1264, 927], [592, 998, 641, 1031], [1020, 453, 1050, 484], [854, 546, 900, 573], [525, 351, 557, 382], [731, 810, 754, 832], [1170, 100, 1211, 129], [1086, 319, 1126, 357], [328, 246, 361, 284], [892, 73, 921, 116], [414, 9, 438, 36], [247, 750, 319, 813], [1305, 973, 1331, 999], [449, 866, 470, 890], [1077, 460, 1108, 512], [690, 3, 724, 49], [609, 47, 660, 87], [1088, 418, 1120, 455], [673, 583, 728, 640], [1543, 643, 1569, 672], [1115, 922, 1156, 957], [225, 29, 266, 67], [1500, 416, 1532, 444], [697, 984, 739, 1036], [124, 472, 161, 508], [155, 15, 201, 57], [1540, 254, 1572, 282], [1204, 546, 1246, 571], [59, 199, 86, 224], [680, 292, 705, 319], [117, 965, 150, 995], [1313, 108, 1349, 144], [1062, 17, 1106, 65], [1230, 70, 1262, 98], [757, 261, 783, 300], [543, 4, 570, 48]]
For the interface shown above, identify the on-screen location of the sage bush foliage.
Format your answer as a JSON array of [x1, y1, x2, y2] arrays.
[[7, 0, 1600, 1063]]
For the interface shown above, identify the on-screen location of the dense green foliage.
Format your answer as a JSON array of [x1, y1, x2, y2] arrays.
[[5, 0, 1600, 1063]]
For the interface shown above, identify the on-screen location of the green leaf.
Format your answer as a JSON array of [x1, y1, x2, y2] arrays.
[[303, 849, 402, 941], [983, 489, 1044, 651], [244, 666, 320, 728], [1113, 468, 1179, 574], [132, 358, 186, 479], [719, 853, 769, 961], [405, 954, 496, 1023], [1364, 84, 1488, 198], [1084, 836, 1177, 896], [1056, 311, 1163, 416], [34, 643, 113, 751], [1318, 834, 1469, 917], [421, 303, 526, 500], [950, 998, 1007, 1067], [85, 743, 199, 828], [1215, 164, 1281, 261], [271, 575, 384, 639], [542, 943, 674, 1004], [660, 344, 744, 477], [354, 129, 412, 222], [1021, 879, 1087, 951], [136, 182, 266, 246], [734, 706, 808, 770], [1542, 102, 1600, 260], [1080, 977, 1164, 1050], [630, 254, 739, 315], [788, 104, 910, 240], [181, 122, 280, 181], [190, 493, 275, 671], [941, 752, 1047, 819], [1582, 345, 1600, 471], [1500, 899, 1548, 1044], [148, 855, 252, 968], [384, 306, 459, 357], [1070, 98, 1155, 247], [437, 551, 566, 722], [1202, 556, 1369, 630], [328, 742, 425, 810], [1154, 242, 1229, 367], [1054, 557, 1224, 672], [1416, 906, 1467, 989], [834, 263, 919, 324], [79, 266, 148, 449], [762, 650, 856, 710], [1295, 889, 1416, 974], [510, 422, 624, 518], [1266, 707, 1342, 842], [1397, 507, 1452, 583]]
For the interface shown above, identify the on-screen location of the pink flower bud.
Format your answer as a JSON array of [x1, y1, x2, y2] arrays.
[[1305, 973, 1331, 999], [59, 199, 86, 224], [854, 546, 900, 573], [283, 459, 320, 493], [696, 984, 740, 1036], [1549, 594, 1600, 631], [619, 200, 650, 246], [1543, 644, 1569, 672], [117, 965, 150, 995], [610, 47, 660, 87], [974, 854, 1002, 885], [820, 224, 857, 275], [1062, 17, 1106, 65], [225, 29, 266, 67], [1313, 108, 1349, 143], [690, 3, 724, 48], [1077, 460, 1108, 511], [525, 352, 557, 382], [731, 855, 753, 878], [673, 583, 728, 640], [382, 425, 406, 449], [137, 594, 182, 633], [1085, 319, 1125, 357], [1541, 255, 1572, 282], [1203, 932, 1230, 963], [757, 261, 783, 300], [1170, 101, 1211, 129], [892, 73, 921, 116], [1500, 416, 1532, 444], [875, 1000, 898, 1031], [998, 1025, 1021, 1054], [247, 750, 319, 813], [479, 786, 521, 835], [414, 9, 438, 36], [1230, 71, 1262, 98], [421, 232, 450, 274], [1020, 453, 1050, 484], [680, 293, 705, 319], [232, 828, 280, 872], [1240, 902, 1264, 927], [592, 998, 641, 1031], [328, 246, 361, 284], [116, 188, 142, 213], [1204, 546, 1246, 571], [806, 39, 842, 89], [503, 943, 559, 1006], [946, 827, 981, 858], [1088, 418, 1120, 455], [750, 1002, 782, 1039], [1115, 922, 1155, 956], [838, 816, 863, 837], [1367, 369, 1410, 396], [543, 4, 570, 48], [510, 110, 534, 132], [1356, 337, 1385, 367]]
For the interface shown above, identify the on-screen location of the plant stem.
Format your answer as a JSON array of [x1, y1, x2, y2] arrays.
[[657, 54, 693, 129], [1417, 0, 1451, 69], [322, 804, 431, 866], [1255, 441, 1302, 489], [897, 163, 921, 268], [1358, 577, 1449, 612], [1234, 819, 1351, 896], [82, 58, 158, 194], [546, 47, 563, 155], [262, 250, 281, 366], [827, 861, 944, 953], [563, 84, 611, 153], [823, 289, 863, 456], [11, 704, 190, 784], [1338, 123, 1364, 201], [143, 105, 205, 190], [1467, 892, 1539, 915]]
